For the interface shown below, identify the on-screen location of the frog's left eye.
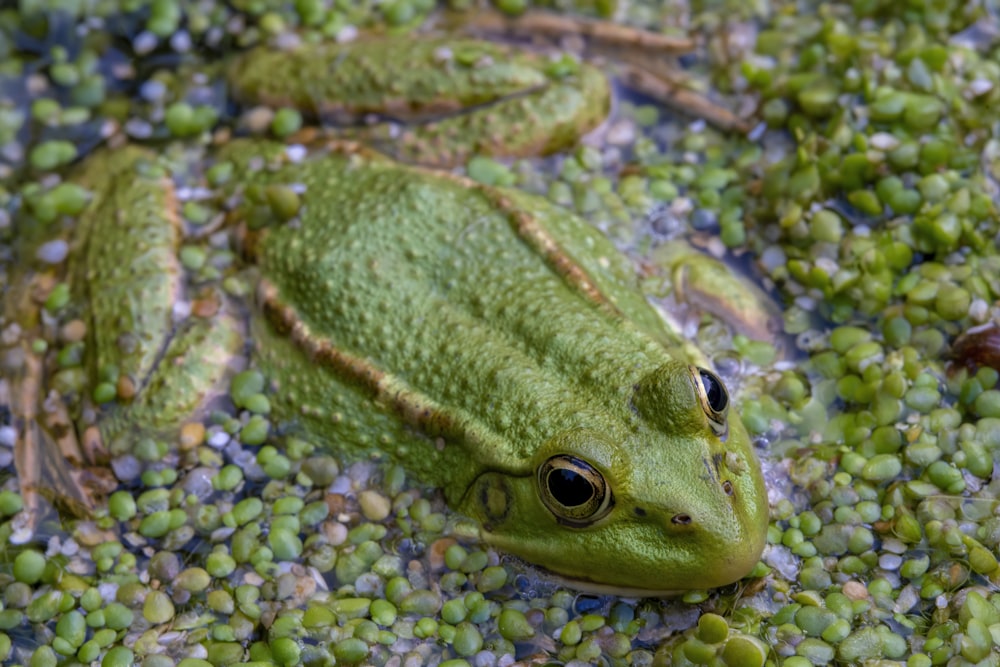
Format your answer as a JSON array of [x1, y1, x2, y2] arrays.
[[693, 366, 729, 438], [537, 456, 613, 527]]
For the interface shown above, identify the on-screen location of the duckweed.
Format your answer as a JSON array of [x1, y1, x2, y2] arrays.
[[175, 567, 211, 592], [358, 490, 391, 521], [452, 622, 484, 656], [30, 140, 77, 171], [269, 637, 300, 665], [497, 608, 534, 640], [13, 550, 45, 585], [213, 464, 244, 491], [400, 589, 442, 616], [240, 414, 271, 446], [99, 646, 133, 667], [270, 108, 302, 139], [164, 102, 218, 137], [141, 590, 174, 624]]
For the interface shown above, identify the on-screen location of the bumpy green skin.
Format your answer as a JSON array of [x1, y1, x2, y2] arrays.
[[228, 140, 768, 594], [72, 148, 244, 449], [229, 37, 610, 167]]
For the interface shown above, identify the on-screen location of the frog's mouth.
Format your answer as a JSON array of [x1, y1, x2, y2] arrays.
[[507, 557, 696, 598], [549, 576, 688, 598]]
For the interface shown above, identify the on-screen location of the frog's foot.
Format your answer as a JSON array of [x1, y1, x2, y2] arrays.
[[449, 9, 752, 134], [2, 270, 111, 532], [647, 239, 787, 356], [9, 345, 113, 538], [98, 309, 246, 457]]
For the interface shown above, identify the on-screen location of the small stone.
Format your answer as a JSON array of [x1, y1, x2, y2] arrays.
[[842, 580, 869, 601], [59, 320, 87, 343], [36, 240, 69, 264], [179, 423, 206, 450]]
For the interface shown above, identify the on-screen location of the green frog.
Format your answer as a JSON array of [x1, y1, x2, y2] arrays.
[[56, 28, 769, 596]]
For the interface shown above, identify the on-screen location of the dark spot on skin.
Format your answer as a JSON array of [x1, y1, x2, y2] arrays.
[[627, 384, 641, 416], [722, 480, 734, 496], [634, 507, 646, 517], [480, 484, 494, 517], [672, 514, 692, 525]]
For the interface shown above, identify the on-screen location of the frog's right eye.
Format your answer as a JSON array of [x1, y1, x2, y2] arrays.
[[693, 366, 729, 438], [537, 456, 612, 526]]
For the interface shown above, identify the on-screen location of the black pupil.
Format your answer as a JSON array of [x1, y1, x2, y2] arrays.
[[549, 468, 593, 507], [700, 369, 725, 411]]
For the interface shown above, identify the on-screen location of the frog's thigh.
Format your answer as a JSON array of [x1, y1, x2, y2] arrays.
[[75, 147, 183, 386]]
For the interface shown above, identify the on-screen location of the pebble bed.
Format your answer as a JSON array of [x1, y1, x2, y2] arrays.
[[2, 1, 1000, 666]]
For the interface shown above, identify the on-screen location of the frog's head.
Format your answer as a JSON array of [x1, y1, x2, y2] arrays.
[[457, 360, 768, 596]]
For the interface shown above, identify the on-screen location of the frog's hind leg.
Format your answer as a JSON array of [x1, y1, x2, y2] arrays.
[[71, 145, 247, 457]]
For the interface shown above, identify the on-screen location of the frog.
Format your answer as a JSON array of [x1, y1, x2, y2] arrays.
[[29, 19, 770, 596]]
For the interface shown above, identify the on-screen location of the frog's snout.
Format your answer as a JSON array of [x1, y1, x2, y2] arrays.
[[642, 485, 749, 541], [641, 499, 765, 586]]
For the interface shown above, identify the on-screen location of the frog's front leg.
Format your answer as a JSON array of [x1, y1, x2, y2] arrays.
[[648, 240, 785, 346]]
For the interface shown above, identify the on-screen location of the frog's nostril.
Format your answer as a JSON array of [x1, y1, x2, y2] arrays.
[[722, 480, 734, 496], [671, 514, 692, 525]]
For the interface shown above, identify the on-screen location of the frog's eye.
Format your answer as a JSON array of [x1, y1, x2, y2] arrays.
[[537, 456, 613, 526], [693, 366, 729, 438]]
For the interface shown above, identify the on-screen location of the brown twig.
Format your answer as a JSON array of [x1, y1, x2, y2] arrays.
[[449, 9, 695, 54]]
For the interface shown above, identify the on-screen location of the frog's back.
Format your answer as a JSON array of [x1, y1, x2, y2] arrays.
[[239, 141, 682, 487]]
